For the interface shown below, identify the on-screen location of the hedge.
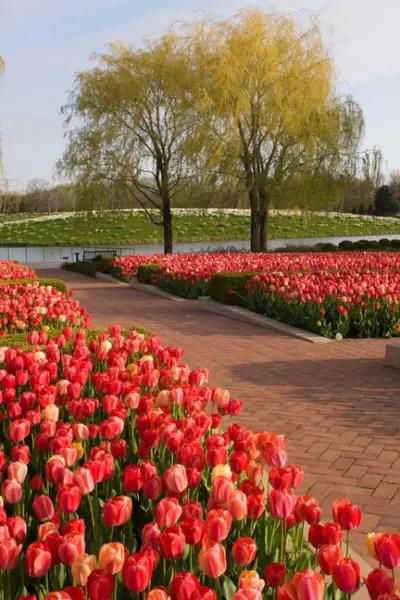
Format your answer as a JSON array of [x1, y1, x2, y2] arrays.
[[209, 272, 263, 305], [137, 264, 162, 284], [0, 278, 68, 294], [63, 257, 115, 279]]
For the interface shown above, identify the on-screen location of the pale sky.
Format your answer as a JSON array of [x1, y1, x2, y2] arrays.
[[0, 0, 399, 190]]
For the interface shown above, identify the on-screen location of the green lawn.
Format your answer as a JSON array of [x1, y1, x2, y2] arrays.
[[0, 210, 399, 246]]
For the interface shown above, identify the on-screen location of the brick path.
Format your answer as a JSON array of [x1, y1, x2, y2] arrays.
[[41, 269, 400, 559]]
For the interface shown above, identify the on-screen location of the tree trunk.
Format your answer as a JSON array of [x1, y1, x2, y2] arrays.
[[163, 198, 173, 254], [259, 205, 268, 252], [249, 189, 261, 252]]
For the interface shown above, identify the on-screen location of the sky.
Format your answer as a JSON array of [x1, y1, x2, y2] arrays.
[[0, 0, 399, 190]]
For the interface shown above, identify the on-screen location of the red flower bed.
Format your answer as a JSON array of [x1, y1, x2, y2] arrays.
[[244, 269, 400, 338], [112, 251, 400, 281], [0, 282, 91, 334], [0, 260, 37, 281], [0, 317, 394, 600], [112, 252, 400, 337]]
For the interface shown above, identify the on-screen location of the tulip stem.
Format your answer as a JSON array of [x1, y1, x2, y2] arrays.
[[346, 530, 350, 558], [6, 571, 11, 600], [392, 570, 395, 593]]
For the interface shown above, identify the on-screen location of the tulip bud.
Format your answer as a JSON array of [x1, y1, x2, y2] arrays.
[[232, 538, 257, 566], [171, 572, 200, 600], [332, 558, 361, 594], [264, 563, 286, 588], [198, 540, 226, 578], [122, 552, 153, 592], [87, 569, 115, 600]]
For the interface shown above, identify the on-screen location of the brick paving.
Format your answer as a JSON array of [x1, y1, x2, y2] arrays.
[[41, 269, 400, 560]]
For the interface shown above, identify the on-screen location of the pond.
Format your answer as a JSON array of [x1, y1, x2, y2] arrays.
[[2, 232, 400, 265]]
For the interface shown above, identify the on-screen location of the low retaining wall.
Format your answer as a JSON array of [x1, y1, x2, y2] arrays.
[[198, 297, 331, 344]]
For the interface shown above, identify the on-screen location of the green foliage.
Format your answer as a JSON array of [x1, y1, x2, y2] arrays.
[[375, 185, 398, 216], [0, 278, 68, 293], [0, 210, 400, 245], [209, 272, 263, 305], [137, 264, 162, 284], [62, 257, 114, 279]]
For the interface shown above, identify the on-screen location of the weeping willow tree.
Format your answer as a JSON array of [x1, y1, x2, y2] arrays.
[[185, 8, 365, 251], [59, 35, 201, 254]]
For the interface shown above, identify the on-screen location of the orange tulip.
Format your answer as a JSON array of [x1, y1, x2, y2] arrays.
[[99, 542, 125, 575], [71, 554, 97, 586]]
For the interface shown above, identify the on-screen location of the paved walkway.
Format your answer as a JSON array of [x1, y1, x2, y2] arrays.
[[41, 269, 400, 559]]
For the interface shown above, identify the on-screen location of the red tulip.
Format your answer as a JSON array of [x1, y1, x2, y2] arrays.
[[158, 526, 186, 560], [57, 484, 81, 514], [73, 467, 95, 495], [198, 540, 226, 578], [332, 499, 362, 531], [87, 569, 115, 600], [181, 518, 205, 546], [142, 522, 161, 547], [264, 563, 286, 588], [232, 538, 257, 566], [2, 479, 22, 504], [268, 489, 294, 519], [190, 588, 216, 600], [156, 497, 182, 528], [25, 542, 52, 578], [164, 464, 188, 494], [123, 465, 143, 492], [364, 569, 396, 600], [227, 491, 247, 521], [206, 509, 232, 542], [0, 537, 22, 569], [318, 545, 343, 575], [103, 496, 132, 527], [7, 516, 27, 543], [374, 535, 400, 569], [122, 552, 153, 592], [332, 558, 361, 593], [171, 572, 200, 600]]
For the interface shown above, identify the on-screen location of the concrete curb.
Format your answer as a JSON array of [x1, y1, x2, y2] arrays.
[[385, 342, 400, 368], [131, 280, 188, 303], [95, 272, 129, 286], [198, 297, 331, 344]]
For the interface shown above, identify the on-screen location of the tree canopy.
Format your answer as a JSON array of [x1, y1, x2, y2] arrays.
[[59, 8, 365, 253], [184, 8, 365, 250]]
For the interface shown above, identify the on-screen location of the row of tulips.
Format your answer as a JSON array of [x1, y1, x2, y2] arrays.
[[0, 282, 91, 335], [0, 290, 397, 600], [111, 251, 400, 337], [244, 269, 400, 338], [0, 261, 37, 281], [111, 251, 400, 282]]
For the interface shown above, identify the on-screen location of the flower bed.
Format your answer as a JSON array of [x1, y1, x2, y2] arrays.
[[117, 252, 400, 337], [0, 260, 37, 281], [0, 281, 90, 334], [0, 314, 396, 600], [113, 251, 400, 283], [244, 270, 400, 339]]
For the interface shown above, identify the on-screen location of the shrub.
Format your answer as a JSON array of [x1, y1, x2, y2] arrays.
[[338, 240, 354, 250], [209, 272, 263, 305], [137, 264, 162, 284], [379, 238, 391, 246], [63, 257, 114, 278], [391, 239, 400, 248], [320, 242, 337, 251]]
